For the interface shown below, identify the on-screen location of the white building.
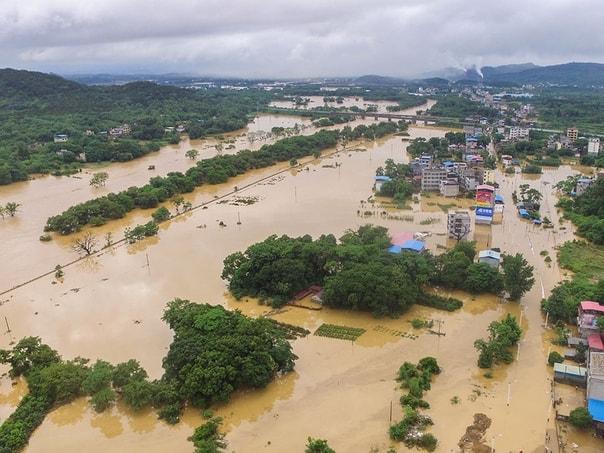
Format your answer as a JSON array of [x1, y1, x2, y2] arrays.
[[53, 134, 68, 143], [447, 210, 471, 240], [588, 138, 601, 156], [508, 126, 530, 141]]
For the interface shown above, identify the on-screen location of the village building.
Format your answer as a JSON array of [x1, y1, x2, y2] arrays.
[[478, 249, 501, 268], [554, 362, 587, 387], [587, 351, 604, 429], [53, 134, 68, 143], [588, 137, 601, 156], [576, 178, 593, 196], [388, 239, 426, 254], [578, 301, 604, 337], [439, 178, 460, 197], [421, 166, 448, 192], [507, 126, 530, 141], [567, 127, 579, 142], [447, 210, 471, 240], [374, 175, 391, 193]]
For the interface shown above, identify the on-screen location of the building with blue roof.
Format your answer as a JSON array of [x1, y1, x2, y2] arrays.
[[588, 399, 604, 423], [518, 208, 530, 218], [494, 194, 504, 204], [387, 245, 402, 254], [388, 240, 426, 254], [400, 240, 425, 253]]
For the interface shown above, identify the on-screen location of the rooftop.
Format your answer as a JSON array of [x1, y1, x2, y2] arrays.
[[479, 250, 501, 261], [588, 399, 604, 423], [589, 333, 604, 351], [553, 362, 586, 377], [476, 184, 495, 192], [400, 239, 425, 252], [581, 301, 604, 314]]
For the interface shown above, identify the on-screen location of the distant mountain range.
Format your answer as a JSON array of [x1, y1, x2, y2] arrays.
[[418, 62, 604, 86]]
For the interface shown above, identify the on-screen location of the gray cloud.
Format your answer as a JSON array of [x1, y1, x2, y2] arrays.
[[1, 0, 603, 77]]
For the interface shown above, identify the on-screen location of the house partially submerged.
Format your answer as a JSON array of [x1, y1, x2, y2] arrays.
[[578, 301, 604, 337], [388, 239, 426, 254], [587, 351, 604, 429], [478, 249, 501, 268], [374, 175, 392, 193], [554, 363, 587, 387]]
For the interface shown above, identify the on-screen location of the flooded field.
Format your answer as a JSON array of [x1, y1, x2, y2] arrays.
[[0, 102, 600, 451], [0, 101, 432, 289], [269, 95, 411, 113]]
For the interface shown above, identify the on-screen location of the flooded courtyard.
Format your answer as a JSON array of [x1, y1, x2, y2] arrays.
[[0, 98, 599, 452]]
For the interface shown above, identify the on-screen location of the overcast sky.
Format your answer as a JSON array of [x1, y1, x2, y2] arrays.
[[1, 0, 603, 77]]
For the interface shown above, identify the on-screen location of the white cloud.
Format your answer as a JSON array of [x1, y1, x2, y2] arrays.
[[1, 0, 603, 76]]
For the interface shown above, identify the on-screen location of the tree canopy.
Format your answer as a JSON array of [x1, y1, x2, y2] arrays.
[[0, 301, 297, 452]]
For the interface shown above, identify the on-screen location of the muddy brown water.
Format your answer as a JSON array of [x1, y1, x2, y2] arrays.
[[0, 102, 433, 290], [0, 100, 601, 451], [270, 96, 407, 113]]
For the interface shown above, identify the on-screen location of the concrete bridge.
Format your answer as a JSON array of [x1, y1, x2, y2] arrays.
[[265, 107, 480, 126]]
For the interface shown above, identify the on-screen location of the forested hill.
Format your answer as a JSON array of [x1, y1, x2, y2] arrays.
[[0, 68, 267, 114], [0, 68, 85, 106], [0, 68, 271, 185], [483, 62, 604, 86]]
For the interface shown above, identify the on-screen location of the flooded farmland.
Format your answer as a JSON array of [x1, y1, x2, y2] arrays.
[[0, 98, 599, 452]]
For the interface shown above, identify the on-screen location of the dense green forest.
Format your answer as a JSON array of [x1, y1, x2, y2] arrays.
[[532, 88, 604, 133], [542, 179, 604, 323], [428, 95, 498, 120], [0, 301, 296, 452], [45, 122, 399, 234], [222, 226, 534, 316], [0, 69, 271, 184], [557, 178, 604, 245]]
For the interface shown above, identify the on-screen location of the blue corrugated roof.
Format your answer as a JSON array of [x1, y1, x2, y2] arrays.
[[375, 175, 392, 182], [401, 240, 425, 252], [495, 195, 504, 202], [588, 399, 604, 422], [388, 245, 402, 254], [518, 208, 529, 217]]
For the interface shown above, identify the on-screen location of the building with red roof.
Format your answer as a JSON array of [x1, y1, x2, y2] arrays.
[[578, 301, 604, 337]]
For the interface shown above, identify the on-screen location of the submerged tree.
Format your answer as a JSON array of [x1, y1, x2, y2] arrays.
[[90, 172, 109, 188], [71, 232, 98, 256], [185, 149, 199, 160], [501, 253, 535, 300], [305, 437, 336, 453]]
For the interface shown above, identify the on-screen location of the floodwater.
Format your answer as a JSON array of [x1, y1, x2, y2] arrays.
[[270, 95, 419, 113], [0, 99, 600, 451], [0, 100, 433, 290]]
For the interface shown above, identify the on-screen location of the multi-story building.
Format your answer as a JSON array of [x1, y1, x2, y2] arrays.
[[587, 350, 604, 428], [508, 126, 530, 141], [447, 210, 471, 240], [567, 127, 579, 142], [440, 178, 460, 197], [421, 166, 448, 192], [588, 138, 601, 156]]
